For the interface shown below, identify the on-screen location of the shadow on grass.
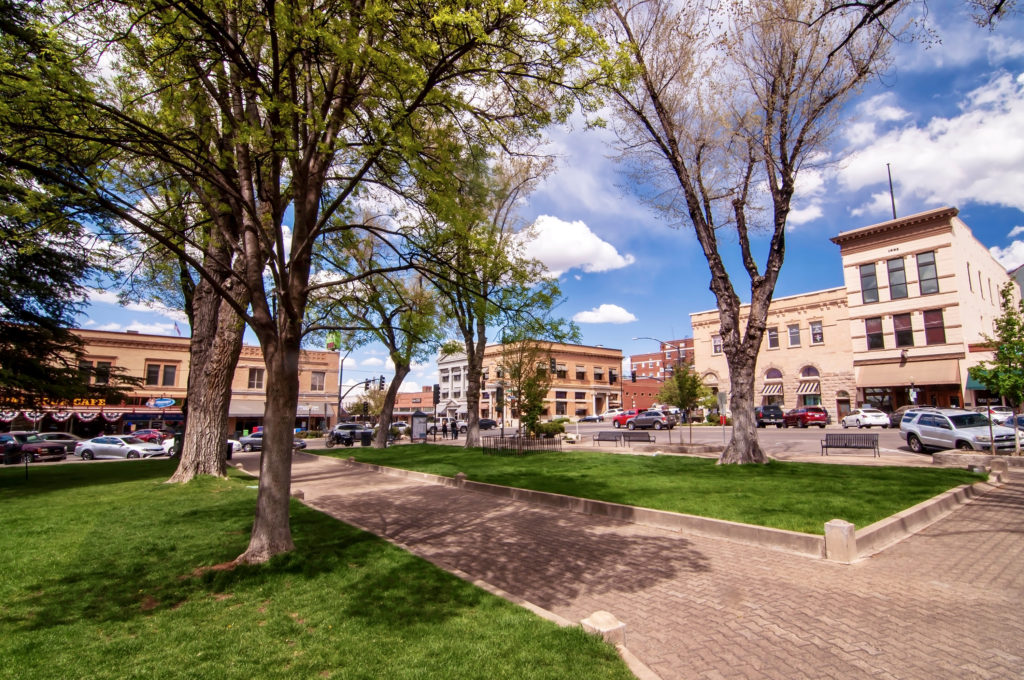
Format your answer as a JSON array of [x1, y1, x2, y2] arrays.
[[0, 458, 183, 499]]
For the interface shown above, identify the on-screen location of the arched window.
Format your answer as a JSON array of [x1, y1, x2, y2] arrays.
[[800, 366, 820, 378], [765, 368, 783, 380]]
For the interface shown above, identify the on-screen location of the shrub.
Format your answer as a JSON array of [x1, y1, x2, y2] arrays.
[[532, 421, 565, 437]]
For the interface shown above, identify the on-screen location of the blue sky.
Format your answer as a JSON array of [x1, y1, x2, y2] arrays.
[[80, 0, 1024, 393]]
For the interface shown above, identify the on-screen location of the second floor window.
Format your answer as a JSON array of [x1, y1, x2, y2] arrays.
[[894, 313, 914, 347], [712, 335, 723, 354], [865, 317, 884, 350], [766, 327, 779, 349], [310, 371, 325, 391], [810, 321, 824, 344], [575, 392, 586, 400], [594, 368, 604, 381], [788, 324, 800, 347], [576, 366, 586, 380], [146, 363, 175, 387], [917, 251, 939, 294], [248, 368, 264, 390], [924, 309, 946, 345], [887, 258, 908, 299], [860, 263, 879, 303]]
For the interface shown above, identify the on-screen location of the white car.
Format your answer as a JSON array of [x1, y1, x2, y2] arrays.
[[76, 435, 167, 460], [598, 408, 624, 420], [976, 405, 1013, 424], [161, 437, 242, 454], [840, 408, 890, 429]]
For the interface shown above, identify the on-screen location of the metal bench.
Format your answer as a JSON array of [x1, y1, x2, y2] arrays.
[[821, 432, 879, 457], [622, 431, 655, 445], [594, 431, 621, 446]]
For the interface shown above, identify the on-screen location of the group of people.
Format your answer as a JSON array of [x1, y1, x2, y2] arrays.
[[439, 420, 459, 440]]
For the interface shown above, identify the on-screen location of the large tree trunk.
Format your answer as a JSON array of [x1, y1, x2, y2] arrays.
[[168, 277, 245, 482], [718, 353, 767, 464], [374, 363, 410, 447], [236, 336, 300, 564]]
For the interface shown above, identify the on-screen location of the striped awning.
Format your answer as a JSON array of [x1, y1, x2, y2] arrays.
[[761, 383, 783, 395], [797, 381, 821, 395]]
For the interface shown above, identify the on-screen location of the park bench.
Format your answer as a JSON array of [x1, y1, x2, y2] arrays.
[[594, 431, 621, 446], [622, 431, 655, 445], [821, 432, 879, 457]]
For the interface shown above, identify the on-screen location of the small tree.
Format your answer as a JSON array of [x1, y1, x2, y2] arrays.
[[657, 365, 710, 443], [968, 282, 1024, 456]]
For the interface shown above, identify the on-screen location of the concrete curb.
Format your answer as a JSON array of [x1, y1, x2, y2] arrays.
[[341, 457, 1002, 564]]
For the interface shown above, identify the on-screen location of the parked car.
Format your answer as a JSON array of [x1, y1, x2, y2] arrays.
[[131, 428, 173, 443], [36, 432, 85, 454], [598, 408, 623, 420], [4, 431, 68, 462], [754, 405, 785, 428], [840, 408, 890, 429], [75, 435, 166, 460], [238, 432, 307, 452], [478, 418, 498, 430], [899, 407, 1022, 453], [578, 414, 602, 423], [888, 404, 937, 428], [161, 437, 241, 454], [975, 405, 1014, 424], [628, 410, 677, 430], [427, 417, 467, 434], [782, 406, 828, 428], [611, 409, 641, 428]]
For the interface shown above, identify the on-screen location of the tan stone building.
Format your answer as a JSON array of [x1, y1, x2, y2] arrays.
[[692, 287, 855, 419], [14, 329, 343, 436], [690, 207, 1012, 418], [833, 206, 1013, 411], [437, 342, 624, 422]]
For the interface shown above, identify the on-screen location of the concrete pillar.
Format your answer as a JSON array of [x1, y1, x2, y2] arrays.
[[581, 610, 626, 645], [454, 472, 467, 486], [824, 519, 857, 563]]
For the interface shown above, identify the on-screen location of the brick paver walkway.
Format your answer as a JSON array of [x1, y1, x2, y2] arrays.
[[237, 453, 1024, 679]]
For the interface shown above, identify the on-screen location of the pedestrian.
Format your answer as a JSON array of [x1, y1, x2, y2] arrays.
[[452, 422, 459, 440], [441, 421, 448, 438]]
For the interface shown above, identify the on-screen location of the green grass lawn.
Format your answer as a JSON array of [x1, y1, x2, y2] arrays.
[[323, 444, 985, 534], [0, 461, 633, 680]]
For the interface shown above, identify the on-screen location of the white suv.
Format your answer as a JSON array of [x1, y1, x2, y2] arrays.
[[899, 408, 1021, 453]]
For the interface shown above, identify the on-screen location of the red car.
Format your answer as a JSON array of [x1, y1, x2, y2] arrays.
[[132, 428, 172, 443], [782, 407, 828, 428], [611, 409, 641, 428]]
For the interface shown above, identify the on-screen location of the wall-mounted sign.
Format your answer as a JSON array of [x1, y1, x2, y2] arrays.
[[147, 397, 177, 409]]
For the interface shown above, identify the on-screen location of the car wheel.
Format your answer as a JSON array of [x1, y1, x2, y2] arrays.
[[82, 450, 94, 460], [242, 443, 253, 452], [654, 422, 663, 430], [627, 422, 636, 430], [613, 421, 620, 428], [782, 421, 788, 428], [882, 424, 889, 429], [907, 434, 924, 454], [800, 420, 807, 428], [776, 423, 783, 428], [460, 426, 467, 433], [957, 441, 974, 451], [841, 420, 848, 429], [127, 451, 140, 459]]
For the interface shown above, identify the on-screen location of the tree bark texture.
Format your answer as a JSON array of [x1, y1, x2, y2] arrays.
[[718, 354, 768, 464], [374, 363, 410, 447], [236, 339, 299, 563], [168, 275, 245, 483]]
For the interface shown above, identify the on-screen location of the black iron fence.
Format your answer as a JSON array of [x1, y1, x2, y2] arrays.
[[481, 435, 562, 456]]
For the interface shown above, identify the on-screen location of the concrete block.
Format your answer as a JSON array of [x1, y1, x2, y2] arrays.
[[990, 458, 1009, 474], [581, 610, 626, 645], [825, 519, 857, 563], [454, 472, 467, 486], [291, 489, 305, 499]]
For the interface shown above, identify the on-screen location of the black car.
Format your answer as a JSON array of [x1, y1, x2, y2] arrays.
[[754, 404, 785, 428], [478, 418, 498, 430], [238, 432, 307, 452], [578, 414, 602, 422]]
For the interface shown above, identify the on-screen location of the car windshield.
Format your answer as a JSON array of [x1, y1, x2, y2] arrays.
[[120, 437, 145, 444], [949, 413, 991, 428], [18, 434, 42, 443]]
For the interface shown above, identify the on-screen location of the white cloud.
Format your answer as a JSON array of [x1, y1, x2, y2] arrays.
[[1008, 225, 1024, 238], [361, 357, 385, 368], [522, 215, 636, 278], [87, 288, 189, 324], [840, 72, 1024, 217], [572, 304, 637, 324], [990, 241, 1024, 269], [787, 205, 824, 226], [96, 321, 178, 335]]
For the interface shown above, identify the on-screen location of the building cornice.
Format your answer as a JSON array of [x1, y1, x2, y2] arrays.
[[830, 206, 958, 248]]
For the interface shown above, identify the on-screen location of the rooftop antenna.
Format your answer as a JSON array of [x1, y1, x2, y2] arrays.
[[886, 163, 897, 220]]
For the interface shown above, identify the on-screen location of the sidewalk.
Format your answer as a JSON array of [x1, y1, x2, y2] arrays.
[[234, 451, 1024, 679]]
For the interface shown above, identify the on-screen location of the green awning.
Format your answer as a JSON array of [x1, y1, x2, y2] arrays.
[[965, 376, 987, 391]]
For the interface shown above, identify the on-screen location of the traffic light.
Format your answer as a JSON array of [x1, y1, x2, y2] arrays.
[[363, 379, 370, 390], [433, 384, 440, 405], [361, 401, 368, 416], [631, 370, 637, 383], [549, 357, 556, 374], [379, 375, 385, 391]]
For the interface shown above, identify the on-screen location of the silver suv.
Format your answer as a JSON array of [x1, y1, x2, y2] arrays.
[[628, 410, 678, 430], [899, 408, 1021, 453]]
